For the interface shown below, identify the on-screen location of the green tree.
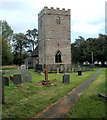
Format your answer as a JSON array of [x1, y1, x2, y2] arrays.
[[1, 20, 13, 65], [26, 28, 38, 51], [13, 33, 29, 65], [96, 34, 107, 65], [72, 34, 107, 66], [72, 36, 85, 64]]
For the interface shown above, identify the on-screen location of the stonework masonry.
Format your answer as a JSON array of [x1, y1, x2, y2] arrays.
[[38, 7, 72, 71]]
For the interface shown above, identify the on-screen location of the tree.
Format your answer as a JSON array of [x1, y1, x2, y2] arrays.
[[26, 29, 38, 51], [13, 33, 29, 65], [96, 34, 107, 66], [72, 36, 85, 64], [72, 34, 107, 66], [1, 20, 13, 65]]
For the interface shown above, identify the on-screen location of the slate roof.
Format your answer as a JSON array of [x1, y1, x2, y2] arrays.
[[31, 45, 38, 57]]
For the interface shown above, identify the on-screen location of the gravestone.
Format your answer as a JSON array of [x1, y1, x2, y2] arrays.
[[22, 72, 32, 82], [62, 73, 70, 83], [9, 70, 15, 74], [35, 64, 42, 71], [13, 74, 22, 85], [21, 65, 26, 70], [64, 64, 67, 73], [57, 67, 59, 74], [78, 71, 82, 76], [2, 70, 6, 74], [4, 77, 9, 86], [60, 65, 64, 72], [16, 68, 21, 73]]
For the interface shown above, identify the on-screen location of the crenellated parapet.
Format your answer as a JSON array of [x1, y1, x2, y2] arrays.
[[38, 6, 70, 18]]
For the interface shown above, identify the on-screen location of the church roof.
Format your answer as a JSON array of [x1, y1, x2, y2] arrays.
[[31, 45, 38, 57]]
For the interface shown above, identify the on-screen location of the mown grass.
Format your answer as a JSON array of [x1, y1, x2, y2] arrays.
[[67, 68, 106, 118], [3, 68, 98, 118]]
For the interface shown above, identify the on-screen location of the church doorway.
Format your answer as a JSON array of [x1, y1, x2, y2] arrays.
[[55, 50, 62, 63]]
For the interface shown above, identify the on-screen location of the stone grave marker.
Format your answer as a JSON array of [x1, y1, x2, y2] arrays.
[[13, 74, 22, 85], [2, 70, 6, 74], [22, 72, 32, 82], [35, 64, 42, 71], [57, 67, 59, 74], [9, 70, 15, 74], [21, 65, 26, 70], [16, 68, 21, 74], [62, 73, 70, 83], [4, 77, 9, 86]]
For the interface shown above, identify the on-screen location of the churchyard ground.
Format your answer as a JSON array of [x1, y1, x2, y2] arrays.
[[67, 68, 106, 118], [2, 68, 105, 118]]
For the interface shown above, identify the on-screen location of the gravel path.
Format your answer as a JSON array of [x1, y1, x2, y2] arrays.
[[32, 68, 102, 119]]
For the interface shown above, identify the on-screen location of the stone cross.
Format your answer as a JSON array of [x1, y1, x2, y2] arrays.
[[44, 65, 48, 81]]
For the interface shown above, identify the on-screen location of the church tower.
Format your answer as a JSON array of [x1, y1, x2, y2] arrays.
[[38, 7, 71, 70]]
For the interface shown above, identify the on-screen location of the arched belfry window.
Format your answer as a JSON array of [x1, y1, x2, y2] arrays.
[[56, 16, 61, 24], [55, 50, 62, 63]]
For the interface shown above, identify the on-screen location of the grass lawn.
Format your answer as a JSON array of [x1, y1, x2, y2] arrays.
[[67, 68, 106, 118], [2, 68, 98, 118]]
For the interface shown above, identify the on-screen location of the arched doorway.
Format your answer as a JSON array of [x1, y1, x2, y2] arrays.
[[55, 50, 62, 63]]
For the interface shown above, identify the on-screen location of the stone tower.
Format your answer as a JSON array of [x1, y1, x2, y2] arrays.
[[38, 7, 71, 71]]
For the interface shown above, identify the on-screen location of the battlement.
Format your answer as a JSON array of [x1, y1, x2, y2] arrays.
[[38, 6, 70, 18]]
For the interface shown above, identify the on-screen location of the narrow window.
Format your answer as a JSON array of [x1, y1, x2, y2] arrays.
[[40, 20, 42, 28], [56, 16, 61, 24]]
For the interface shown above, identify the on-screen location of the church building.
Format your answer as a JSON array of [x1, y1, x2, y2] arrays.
[[26, 7, 72, 71]]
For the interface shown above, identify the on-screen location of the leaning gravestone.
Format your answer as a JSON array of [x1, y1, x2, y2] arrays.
[[22, 72, 32, 82], [4, 77, 9, 86], [62, 73, 70, 83], [13, 74, 22, 85]]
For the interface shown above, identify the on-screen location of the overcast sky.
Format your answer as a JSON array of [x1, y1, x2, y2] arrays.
[[0, 0, 105, 42]]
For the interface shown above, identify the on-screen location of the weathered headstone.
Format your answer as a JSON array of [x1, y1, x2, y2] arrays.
[[13, 74, 22, 85], [21, 65, 26, 71], [64, 64, 67, 73], [62, 73, 70, 83], [78, 71, 82, 76], [60, 64, 64, 72], [4, 77, 9, 86], [9, 70, 15, 74], [57, 67, 59, 74], [16, 68, 21, 73], [35, 64, 42, 71], [2, 70, 6, 74], [22, 72, 32, 82]]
